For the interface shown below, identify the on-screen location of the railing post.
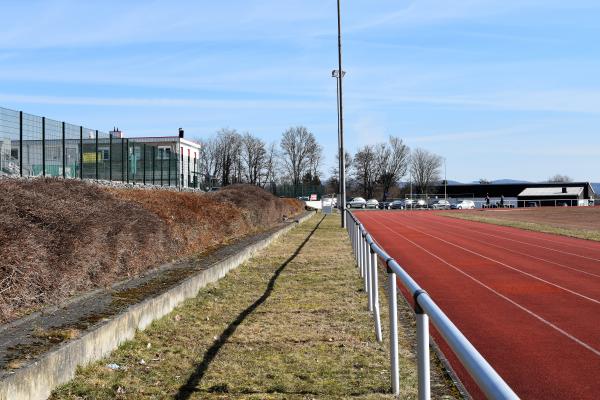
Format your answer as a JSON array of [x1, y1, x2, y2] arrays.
[[360, 231, 366, 279], [372, 249, 382, 342], [363, 234, 368, 293], [366, 238, 373, 311], [415, 291, 431, 400], [352, 219, 356, 255], [358, 226, 363, 274], [387, 266, 400, 395]]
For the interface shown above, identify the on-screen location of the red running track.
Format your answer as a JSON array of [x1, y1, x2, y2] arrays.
[[355, 211, 600, 400]]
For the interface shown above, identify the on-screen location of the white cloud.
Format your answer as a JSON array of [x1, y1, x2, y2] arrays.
[[0, 93, 329, 110]]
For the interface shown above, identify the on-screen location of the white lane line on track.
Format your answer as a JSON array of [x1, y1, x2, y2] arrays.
[[408, 214, 600, 279], [436, 214, 600, 263], [387, 214, 600, 306], [359, 213, 600, 358], [447, 213, 600, 252]]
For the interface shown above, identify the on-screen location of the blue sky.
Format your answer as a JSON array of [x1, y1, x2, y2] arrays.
[[1, 0, 599, 182]]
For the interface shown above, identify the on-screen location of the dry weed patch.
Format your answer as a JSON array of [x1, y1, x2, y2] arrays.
[[0, 179, 302, 323]]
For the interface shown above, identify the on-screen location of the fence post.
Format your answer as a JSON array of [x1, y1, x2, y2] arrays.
[[42, 117, 46, 177], [95, 130, 98, 180], [371, 249, 382, 342], [126, 139, 130, 184], [19, 111, 23, 177], [143, 143, 146, 185], [109, 134, 112, 181], [152, 146, 155, 185], [168, 151, 171, 186], [387, 266, 400, 395], [121, 138, 125, 182], [61, 122, 66, 178], [79, 126, 83, 179]]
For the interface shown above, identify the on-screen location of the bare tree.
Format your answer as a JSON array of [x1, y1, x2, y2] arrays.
[[353, 145, 379, 199], [279, 126, 320, 186], [547, 174, 572, 183], [410, 148, 442, 195], [263, 141, 279, 186], [330, 150, 352, 183], [215, 128, 242, 186], [306, 141, 324, 184], [375, 137, 410, 201], [197, 137, 221, 188], [241, 132, 267, 185]]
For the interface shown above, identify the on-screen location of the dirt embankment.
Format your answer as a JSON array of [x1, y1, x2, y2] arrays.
[[0, 179, 303, 323]]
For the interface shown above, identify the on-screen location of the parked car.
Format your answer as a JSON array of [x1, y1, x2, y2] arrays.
[[404, 199, 415, 208], [455, 200, 475, 209], [378, 200, 392, 209], [297, 196, 309, 201], [390, 200, 405, 210], [346, 197, 367, 209], [416, 199, 427, 209], [366, 199, 379, 208], [431, 199, 451, 210]]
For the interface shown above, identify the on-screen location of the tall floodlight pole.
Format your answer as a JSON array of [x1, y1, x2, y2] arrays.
[[336, 0, 346, 228], [332, 69, 346, 216]]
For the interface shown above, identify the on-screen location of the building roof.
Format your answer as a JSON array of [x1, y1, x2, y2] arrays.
[[127, 136, 201, 148], [518, 187, 583, 197], [435, 182, 595, 199]]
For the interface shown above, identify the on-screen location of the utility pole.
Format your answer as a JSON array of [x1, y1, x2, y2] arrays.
[[337, 0, 346, 228]]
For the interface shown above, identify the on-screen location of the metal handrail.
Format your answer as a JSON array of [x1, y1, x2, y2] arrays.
[[344, 210, 519, 400]]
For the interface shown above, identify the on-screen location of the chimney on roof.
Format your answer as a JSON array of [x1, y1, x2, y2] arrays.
[[562, 187, 567, 193], [178, 128, 184, 138], [110, 127, 123, 138]]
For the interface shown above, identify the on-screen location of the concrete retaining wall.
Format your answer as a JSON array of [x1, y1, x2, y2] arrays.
[[0, 211, 315, 400]]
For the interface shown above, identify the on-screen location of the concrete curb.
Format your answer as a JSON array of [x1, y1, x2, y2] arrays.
[[0, 211, 316, 400]]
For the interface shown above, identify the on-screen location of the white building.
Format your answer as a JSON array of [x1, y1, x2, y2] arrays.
[[128, 130, 202, 188]]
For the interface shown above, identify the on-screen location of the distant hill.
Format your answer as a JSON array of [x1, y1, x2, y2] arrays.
[[491, 179, 531, 184], [462, 179, 531, 185]]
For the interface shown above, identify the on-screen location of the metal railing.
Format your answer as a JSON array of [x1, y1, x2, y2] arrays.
[[345, 210, 518, 399]]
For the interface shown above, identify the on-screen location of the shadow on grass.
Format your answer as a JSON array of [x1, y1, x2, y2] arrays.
[[175, 215, 326, 399]]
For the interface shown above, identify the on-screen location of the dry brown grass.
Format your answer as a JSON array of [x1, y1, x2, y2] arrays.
[[0, 179, 303, 324]]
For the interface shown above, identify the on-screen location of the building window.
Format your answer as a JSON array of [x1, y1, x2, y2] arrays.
[[158, 146, 171, 159], [99, 148, 109, 161]]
